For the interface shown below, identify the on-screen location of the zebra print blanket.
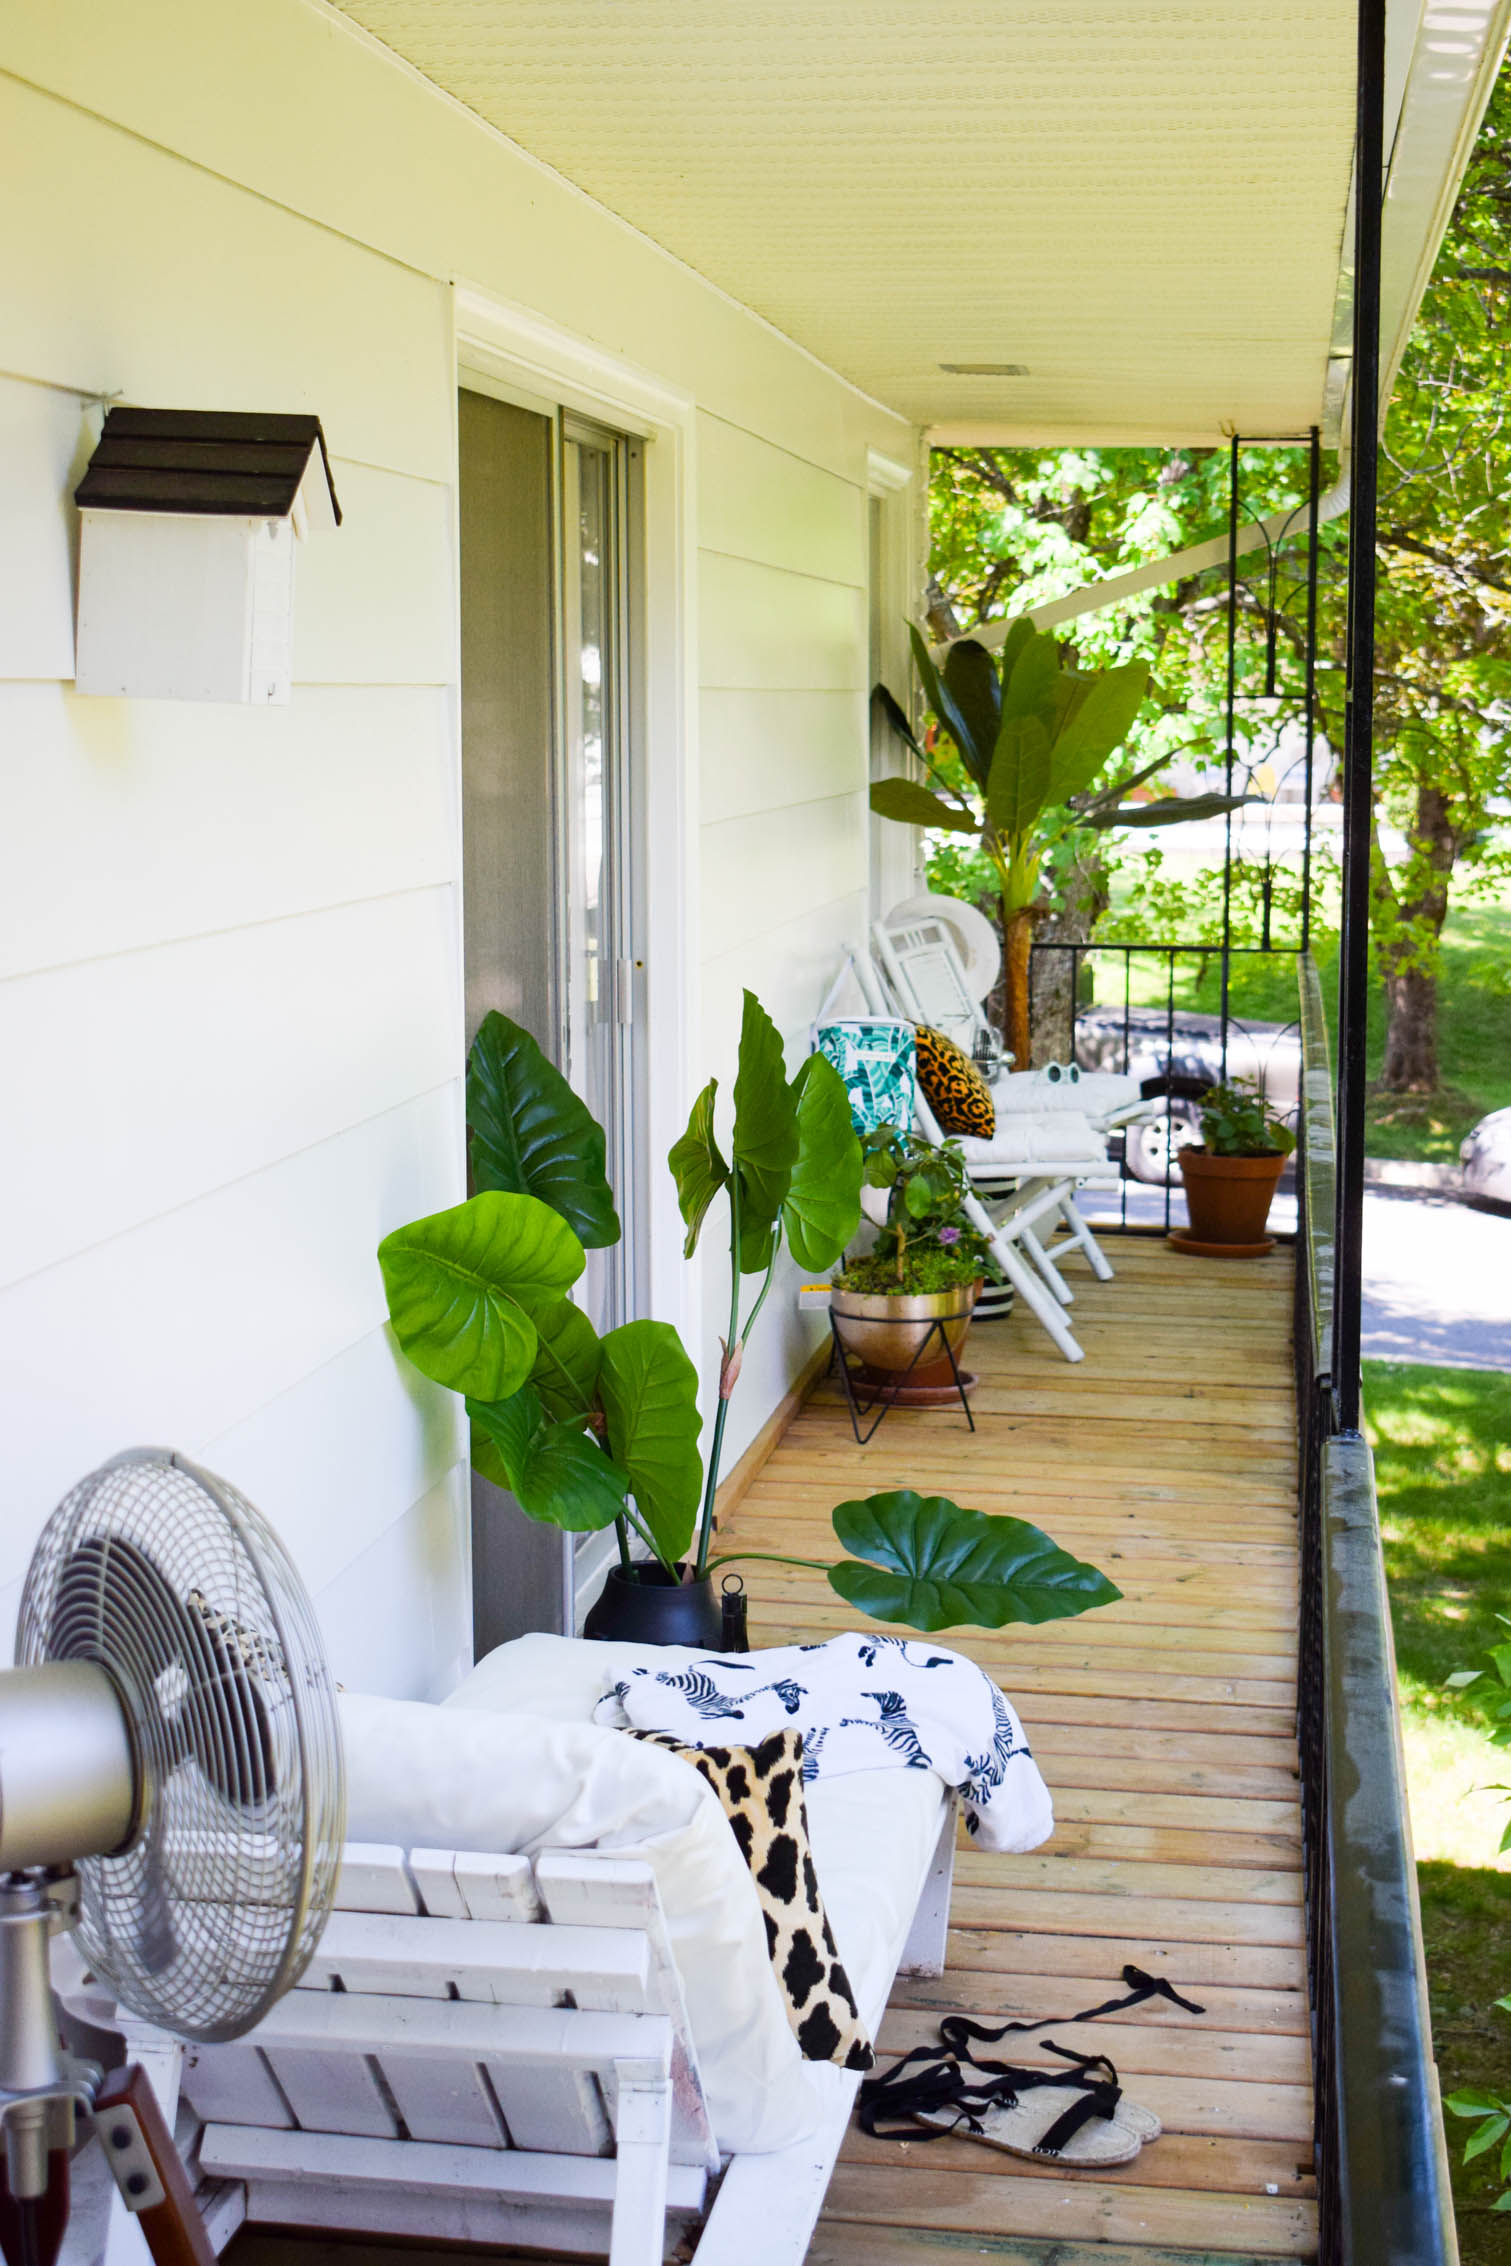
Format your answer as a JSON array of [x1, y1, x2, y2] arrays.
[[593, 1632, 1053, 1853]]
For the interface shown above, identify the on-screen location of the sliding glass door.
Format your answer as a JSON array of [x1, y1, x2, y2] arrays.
[[561, 420, 643, 1337]]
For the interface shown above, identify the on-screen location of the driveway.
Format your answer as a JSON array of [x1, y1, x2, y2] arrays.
[[1089, 1183, 1511, 1371], [1361, 1186, 1511, 1371]]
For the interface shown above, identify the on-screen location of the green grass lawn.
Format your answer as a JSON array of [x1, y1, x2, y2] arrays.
[[1368, 1358, 1511, 2258], [1099, 901, 1511, 1162]]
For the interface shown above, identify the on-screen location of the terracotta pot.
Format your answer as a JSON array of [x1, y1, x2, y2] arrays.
[[1177, 1146, 1288, 1247], [830, 1279, 980, 1381], [582, 1562, 723, 1648]]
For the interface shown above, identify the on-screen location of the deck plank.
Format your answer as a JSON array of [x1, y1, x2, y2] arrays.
[[718, 1233, 1314, 2262]]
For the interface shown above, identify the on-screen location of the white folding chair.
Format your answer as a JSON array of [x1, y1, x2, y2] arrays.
[[820, 975, 1090, 1362], [847, 945, 1119, 1324], [873, 904, 1159, 1136]]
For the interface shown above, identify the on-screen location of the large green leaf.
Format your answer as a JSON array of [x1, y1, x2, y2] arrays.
[[940, 639, 1001, 787], [908, 623, 985, 780], [526, 1298, 603, 1420], [668, 1079, 730, 1257], [828, 1491, 1122, 1632], [1084, 790, 1262, 830], [1000, 627, 1060, 726], [378, 1192, 584, 1401], [1046, 660, 1150, 803], [468, 1387, 628, 1531], [782, 1053, 862, 1270], [736, 1179, 778, 1277], [871, 682, 927, 762], [598, 1321, 703, 1566], [985, 713, 1053, 844], [869, 779, 979, 834], [995, 616, 1035, 694], [467, 1012, 621, 1250], [731, 991, 798, 1229]]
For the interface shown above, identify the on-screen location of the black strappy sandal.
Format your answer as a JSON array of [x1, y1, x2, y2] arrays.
[[856, 1965, 1205, 2168]]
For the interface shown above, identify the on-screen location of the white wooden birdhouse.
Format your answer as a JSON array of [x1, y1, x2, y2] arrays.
[[73, 408, 342, 704]]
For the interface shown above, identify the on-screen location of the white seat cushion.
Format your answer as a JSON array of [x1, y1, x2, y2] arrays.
[[446, 1637, 947, 2126], [956, 1111, 1107, 1167], [339, 1686, 826, 2154], [993, 1068, 1144, 1115]]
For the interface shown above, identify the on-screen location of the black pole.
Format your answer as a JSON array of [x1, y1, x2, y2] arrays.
[[1301, 426, 1321, 954], [1220, 435, 1239, 1081], [1334, 0, 1386, 1435]]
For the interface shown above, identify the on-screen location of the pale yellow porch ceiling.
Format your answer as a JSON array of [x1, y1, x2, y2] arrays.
[[333, 0, 1357, 443]]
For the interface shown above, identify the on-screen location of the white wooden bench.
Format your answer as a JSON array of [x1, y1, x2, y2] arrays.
[[67, 1804, 956, 2266]]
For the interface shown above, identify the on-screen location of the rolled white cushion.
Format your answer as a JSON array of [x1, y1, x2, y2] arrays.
[[993, 1068, 1144, 1114], [339, 1688, 823, 2153], [956, 1112, 1107, 1167]]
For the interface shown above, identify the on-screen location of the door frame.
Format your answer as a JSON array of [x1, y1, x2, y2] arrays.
[[452, 288, 701, 1610]]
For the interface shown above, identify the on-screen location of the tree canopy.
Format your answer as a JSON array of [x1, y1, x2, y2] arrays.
[[923, 60, 1511, 1090]]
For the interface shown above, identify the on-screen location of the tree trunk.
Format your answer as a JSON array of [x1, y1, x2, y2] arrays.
[[1029, 847, 1110, 1068], [1003, 906, 1036, 1072], [1381, 964, 1439, 1091], [1377, 783, 1456, 1095]]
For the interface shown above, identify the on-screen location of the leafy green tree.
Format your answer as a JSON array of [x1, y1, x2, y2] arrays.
[[923, 56, 1511, 1093]]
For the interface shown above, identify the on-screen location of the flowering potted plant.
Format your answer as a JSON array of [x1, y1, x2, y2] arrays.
[[830, 1127, 1000, 1381], [1175, 1077, 1297, 1255]]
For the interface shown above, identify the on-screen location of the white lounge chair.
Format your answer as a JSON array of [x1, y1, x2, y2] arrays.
[[835, 961, 1114, 1358], [872, 903, 1158, 1136], [60, 1645, 959, 2266]]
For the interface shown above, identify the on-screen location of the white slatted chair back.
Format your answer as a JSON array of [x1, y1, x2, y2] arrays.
[[172, 1839, 715, 2266], [874, 917, 989, 1056]]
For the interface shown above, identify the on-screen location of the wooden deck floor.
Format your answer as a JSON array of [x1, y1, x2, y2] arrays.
[[718, 1234, 1314, 2266]]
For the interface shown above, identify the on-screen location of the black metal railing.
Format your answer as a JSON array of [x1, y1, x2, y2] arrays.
[[1293, 949, 1458, 2265], [1029, 938, 1302, 1232]]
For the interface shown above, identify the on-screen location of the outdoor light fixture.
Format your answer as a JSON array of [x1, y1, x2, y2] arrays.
[[73, 408, 342, 705]]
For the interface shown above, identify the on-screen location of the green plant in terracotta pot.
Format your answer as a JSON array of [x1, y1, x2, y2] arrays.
[[830, 1126, 1000, 1382], [1175, 1077, 1297, 1255]]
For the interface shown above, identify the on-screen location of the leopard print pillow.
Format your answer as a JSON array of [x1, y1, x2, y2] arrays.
[[914, 1023, 995, 1137], [627, 1726, 874, 2070]]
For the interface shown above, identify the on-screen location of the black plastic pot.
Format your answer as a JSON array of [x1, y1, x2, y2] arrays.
[[582, 1561, 724, 1648]]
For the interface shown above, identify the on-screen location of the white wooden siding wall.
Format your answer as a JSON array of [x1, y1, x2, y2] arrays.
[[0, 69, 470, 1696], [0, 0, 916, 1671], [695, 415, 872, 1463]]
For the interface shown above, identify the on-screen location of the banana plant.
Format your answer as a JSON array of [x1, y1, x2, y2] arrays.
[[872, 622, 1254, 1068]]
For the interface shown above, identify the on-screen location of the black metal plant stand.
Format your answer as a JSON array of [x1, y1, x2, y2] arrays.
[[827, 1312, 976, 1445]]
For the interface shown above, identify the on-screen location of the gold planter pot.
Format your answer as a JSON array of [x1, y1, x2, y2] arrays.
[[829, 1280, 981, 1378]]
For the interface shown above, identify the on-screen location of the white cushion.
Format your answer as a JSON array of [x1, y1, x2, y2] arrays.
[[339, 1688, 823, 2153], [993, 1068, 1143, 1115], [956, 1111, 1107, 1167], [447, 1637, 948, 2110]]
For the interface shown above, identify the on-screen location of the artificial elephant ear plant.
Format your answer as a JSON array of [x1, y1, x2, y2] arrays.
[[872, 621, 1252, 1069], [375, 1002, 1123, 1638]]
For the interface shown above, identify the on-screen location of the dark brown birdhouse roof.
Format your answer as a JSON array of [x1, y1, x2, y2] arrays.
[[75, 409, 342, 524]]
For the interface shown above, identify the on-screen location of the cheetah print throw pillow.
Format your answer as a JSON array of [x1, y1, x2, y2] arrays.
[[913, 1023, 995, 1138], [626, 1726, 874, 2071]]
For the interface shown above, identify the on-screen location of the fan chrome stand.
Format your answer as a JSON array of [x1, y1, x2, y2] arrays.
[[0, 1872, 188, 2266]]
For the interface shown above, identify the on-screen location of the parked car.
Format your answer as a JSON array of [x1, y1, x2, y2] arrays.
[[1075, 1004, 1303, 1183], [1461, 1108, 1511, 1209]]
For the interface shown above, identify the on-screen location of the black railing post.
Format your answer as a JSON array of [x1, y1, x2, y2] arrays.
[[1302, 426, 1322, 954], [1334, 0, 1386, 1435], [1220, 436, 1240, 1083]]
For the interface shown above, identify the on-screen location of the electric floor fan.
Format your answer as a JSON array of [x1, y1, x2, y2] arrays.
[[0, 1449, 345, 2266]]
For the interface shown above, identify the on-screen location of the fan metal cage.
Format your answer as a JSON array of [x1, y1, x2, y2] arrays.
[[17, 1448, 345, 2042]]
